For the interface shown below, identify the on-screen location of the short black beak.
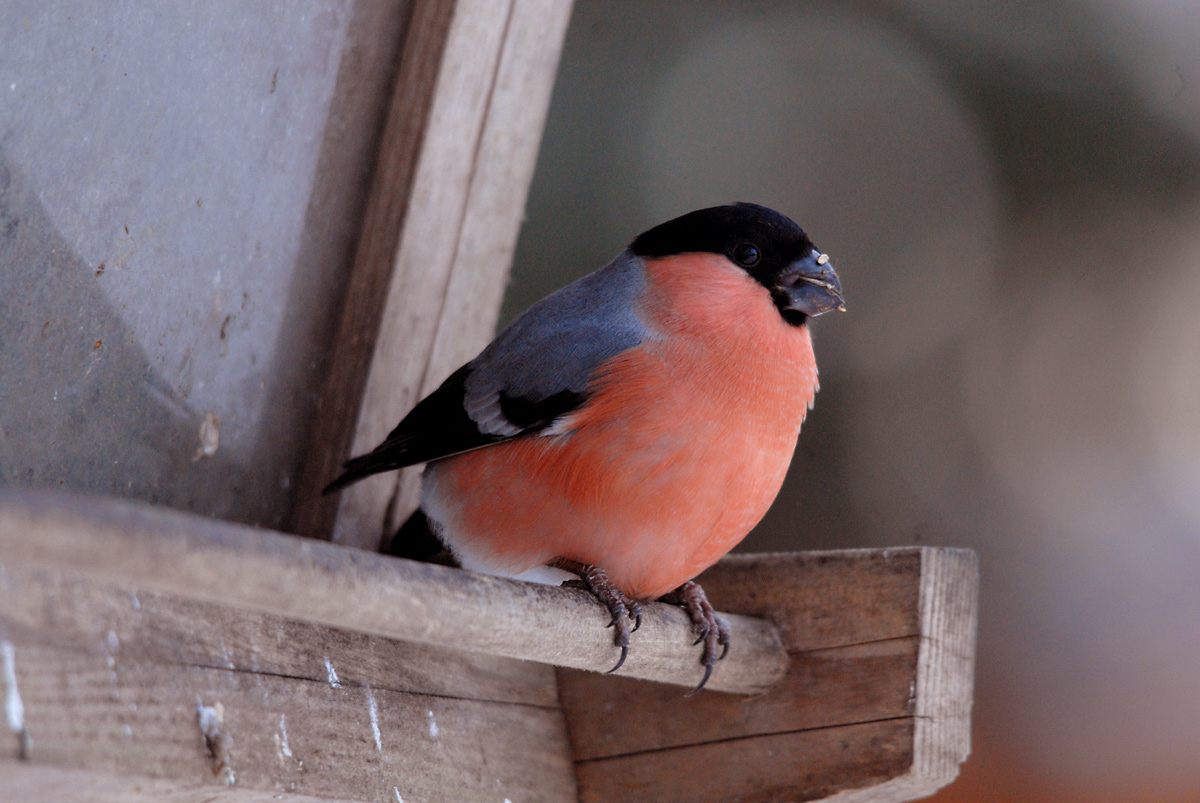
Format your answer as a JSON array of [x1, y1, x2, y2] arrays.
[[776, 250, 845, 317]]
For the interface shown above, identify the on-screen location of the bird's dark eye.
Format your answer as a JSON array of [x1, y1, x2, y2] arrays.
[[733, 243, 760, 267]]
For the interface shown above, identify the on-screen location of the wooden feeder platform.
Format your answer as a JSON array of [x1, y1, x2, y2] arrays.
[[1, 489, 976, 802]]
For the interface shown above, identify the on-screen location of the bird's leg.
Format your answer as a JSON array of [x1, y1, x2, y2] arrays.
[[553, 559, 642, 672], [660, 579, 730, 693]]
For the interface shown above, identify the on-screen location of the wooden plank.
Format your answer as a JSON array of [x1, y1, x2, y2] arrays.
[[287, 0, 458, 544], [1, 763, 361, 803], [559, 548, 979, 803], [560, 637, 919, 761], [696, 550, 925, 651], [0, 488, 787, 695], [289, 0, 576, 551], [0, 639, 575, 803], [334, 0, 575, 550], [0, 552, 574, 801], [331, 0, 516, 550], [574, 720, 916, 803], [905, 547, 978, 794], [0, 561, 557, 709]]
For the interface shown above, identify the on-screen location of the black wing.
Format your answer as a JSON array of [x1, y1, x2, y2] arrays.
[[321, 365, 586, 494], [324, 366, 494, 493]]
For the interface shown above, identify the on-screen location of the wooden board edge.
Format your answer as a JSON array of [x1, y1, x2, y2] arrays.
[[818, 772, 951, 803], [325, 0, 576, 551], [0, 559, 562, 709], [375, 0, 577, 548], [0, 762, 363, 803], [572, 717, 917, 803], [909, 547, 979, 792], [811, 548, 978, 803], [556, 636, 920, 762], [0, 487, 787, 695], [288, 0, 459, 542], [2, 639, 578, 803]]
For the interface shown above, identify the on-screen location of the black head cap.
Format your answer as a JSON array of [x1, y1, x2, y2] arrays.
[[629, 202, 843, 325]]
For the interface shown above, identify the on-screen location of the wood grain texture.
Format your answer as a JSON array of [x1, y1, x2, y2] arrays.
[[696, 550, 926, 651], [287, 0, 457, 544], [0, 640, 574, 802], [327, 0, 514, 550], [0, 561, 557, 709], [0, 764, 363, 803], [560, 637, 919, 761], [1, 533, 575, 802], [905, 547, 978, 796], [574, 720, 916, 803], [0, 488, 787, 695], [289, 0, 576, 551], [560, 548, 980, 803]]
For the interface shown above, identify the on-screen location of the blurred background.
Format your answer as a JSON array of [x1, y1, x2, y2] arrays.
[[3, 1, 1199, 800], [508, 1, 1200, 800]]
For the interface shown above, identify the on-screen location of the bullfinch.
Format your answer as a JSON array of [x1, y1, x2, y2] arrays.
[[325, 203, 844, 689]]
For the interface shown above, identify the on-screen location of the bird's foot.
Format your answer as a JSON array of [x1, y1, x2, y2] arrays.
[[661, 580, 730, 693], [555, 559, 642, 672]]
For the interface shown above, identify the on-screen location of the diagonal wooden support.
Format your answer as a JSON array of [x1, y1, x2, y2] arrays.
[[0, 488, 977, 802]]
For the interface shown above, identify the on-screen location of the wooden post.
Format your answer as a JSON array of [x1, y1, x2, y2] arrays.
[[288, 0, 575, 551]]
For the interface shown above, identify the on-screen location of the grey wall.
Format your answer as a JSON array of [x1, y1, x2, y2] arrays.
[[0, 1, 411, 529]]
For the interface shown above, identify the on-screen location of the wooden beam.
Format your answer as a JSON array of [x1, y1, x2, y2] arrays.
[[1, 561, 557, 709], [287, 0, 453, 545], [289, 0, 575, 551], [559, 549, 979, 803], [0, 561, 575, 802], [0, 488, 786, 696], [0, 764, 362, 803]]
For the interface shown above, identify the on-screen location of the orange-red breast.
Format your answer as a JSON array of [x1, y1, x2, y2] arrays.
[[325, 203, 844, 687]]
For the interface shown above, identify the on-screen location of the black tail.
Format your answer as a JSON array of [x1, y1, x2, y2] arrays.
[[384, 509, 459, 566], [321, 446, 406, 494]]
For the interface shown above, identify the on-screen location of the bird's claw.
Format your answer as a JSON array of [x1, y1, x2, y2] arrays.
[[555, 559, 642, 673], [609, 615, 631, 673], [628, 599, 643, 632], [663, 580, 730, 694]]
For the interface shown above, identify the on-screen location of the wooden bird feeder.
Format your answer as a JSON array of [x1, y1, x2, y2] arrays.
[[0, 1, 978, 801]]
